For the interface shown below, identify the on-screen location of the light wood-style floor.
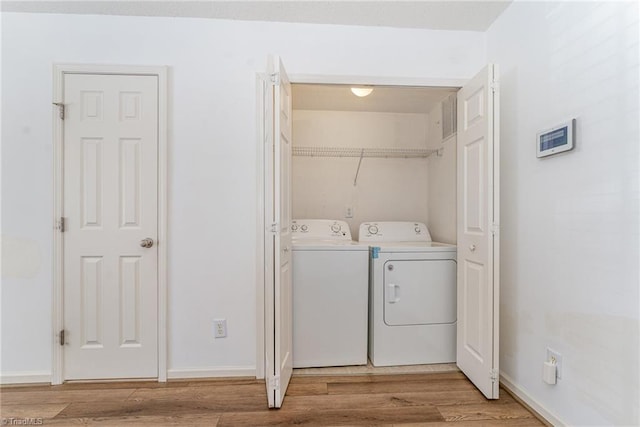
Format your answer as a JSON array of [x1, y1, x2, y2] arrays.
[[1, 371, 546, 426]]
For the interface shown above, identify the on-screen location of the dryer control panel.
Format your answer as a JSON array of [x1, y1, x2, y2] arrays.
[[358, 221, 432, 242]]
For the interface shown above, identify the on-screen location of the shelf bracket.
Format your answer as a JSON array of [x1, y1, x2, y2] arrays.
[[353, 149, 365, 186]]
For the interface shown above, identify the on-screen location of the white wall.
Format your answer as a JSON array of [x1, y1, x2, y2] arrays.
[[426, 102, 457, 244], [292, 110, 430, 239], [0, 12, 486, 380], [488, 1, 639, 425]]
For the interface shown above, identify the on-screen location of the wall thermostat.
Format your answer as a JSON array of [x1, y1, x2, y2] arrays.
[[536, 119, 576, 158]]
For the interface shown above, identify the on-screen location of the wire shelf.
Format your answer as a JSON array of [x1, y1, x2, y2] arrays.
[[292, 146, 439, 158]]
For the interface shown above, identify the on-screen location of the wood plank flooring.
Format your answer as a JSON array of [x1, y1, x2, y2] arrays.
[[0, 372, 546, 426]]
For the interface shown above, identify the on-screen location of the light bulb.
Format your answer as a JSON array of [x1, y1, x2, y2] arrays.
[[350, 87, 373, 97]]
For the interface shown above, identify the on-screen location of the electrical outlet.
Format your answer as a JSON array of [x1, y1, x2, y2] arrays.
[[214, 319, 227, 338], [546, 348, 562, 379], [345, 206, 353, 218]]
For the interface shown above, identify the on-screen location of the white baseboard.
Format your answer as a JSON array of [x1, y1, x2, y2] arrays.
[[167, 366, 256, 380], [500, 372, 565, 426], [1, 371, 52, 385], [1, 368, 257, 384]]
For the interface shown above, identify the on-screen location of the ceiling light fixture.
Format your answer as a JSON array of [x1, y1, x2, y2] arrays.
[[350, 87, 374, 97]]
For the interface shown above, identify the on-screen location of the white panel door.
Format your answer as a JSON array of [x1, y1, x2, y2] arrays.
[[456, 64, 500, 399], [262, 73, 276, 407], [63, 73, 158, 379], [265, 57, 293, 408]]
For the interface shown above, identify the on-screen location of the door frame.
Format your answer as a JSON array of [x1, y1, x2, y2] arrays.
[[255, 73, 468, 379], [52, 63, 169, 385]]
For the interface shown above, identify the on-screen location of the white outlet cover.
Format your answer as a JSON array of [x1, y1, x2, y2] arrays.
[[345, 206, 353, 218], [214, 319, 227, 338], [546, 348, 562, 379]]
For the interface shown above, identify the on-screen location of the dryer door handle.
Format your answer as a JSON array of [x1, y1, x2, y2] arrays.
[[387, 283, 400, 304]]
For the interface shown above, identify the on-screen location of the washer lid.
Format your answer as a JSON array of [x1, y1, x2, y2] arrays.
[[371, 241, 456, 253], [292, 240, 369, 251]]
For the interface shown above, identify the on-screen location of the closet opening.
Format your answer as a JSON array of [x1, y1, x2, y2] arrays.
[[290, 83, 460, 374]]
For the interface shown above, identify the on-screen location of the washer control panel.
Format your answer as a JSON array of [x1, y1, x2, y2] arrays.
[[291, 219, 352, 240], [358, 221, 432, 242]]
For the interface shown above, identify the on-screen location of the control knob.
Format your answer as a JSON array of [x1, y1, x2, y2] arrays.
[[331, 223, 341, 233], [368, 225, 379, 235]]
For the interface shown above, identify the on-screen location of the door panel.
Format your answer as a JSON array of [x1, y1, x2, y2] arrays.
[[63, 73, 158, 380], [81, 138, 103, 227], [120, 256, 142, 346], [456, 64, 500, 399], [462, 259, 484, 360], [463, 138, 484, 234], [120, 138, 142, 228], [80, 256, 103, 348], [265, 57, 293, 408]]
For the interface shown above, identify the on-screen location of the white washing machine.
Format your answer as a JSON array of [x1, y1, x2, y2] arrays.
[[291, 219, 369, 368], [359, 221, 457, 366]]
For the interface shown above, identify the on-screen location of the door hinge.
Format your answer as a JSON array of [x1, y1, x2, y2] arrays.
[[53, 102, 65, 120], [269, 222, 278, 234], [490, 81, 500, 94], [59, 329, 66, 346], [269, 375, 280, 391], [490, 368, 499, 382], [491, 223, 500, 236], [58, 217, 67, 232], [270, 72, 280, 85]]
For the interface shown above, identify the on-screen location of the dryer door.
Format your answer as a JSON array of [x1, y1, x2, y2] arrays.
[[384, 259, 456, 326]]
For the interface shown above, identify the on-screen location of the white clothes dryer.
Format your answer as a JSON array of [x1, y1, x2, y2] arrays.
[[359, 221, 457, 366], [291, 219, 369, 368]]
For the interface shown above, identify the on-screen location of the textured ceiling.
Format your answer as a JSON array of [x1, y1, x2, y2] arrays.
[[293, 84, 458, 114], [1, 1, 512, 31]]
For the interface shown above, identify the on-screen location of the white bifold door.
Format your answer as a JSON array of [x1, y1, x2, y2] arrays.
[[262, 61, 500, 405], [456, 64, 500, 399], [264, 57, 293, 408], [63, 73, 159, 380]]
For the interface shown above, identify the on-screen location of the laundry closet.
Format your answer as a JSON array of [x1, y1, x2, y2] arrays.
[[262, 61, 499, 407], [289, 83, 460, 369]]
